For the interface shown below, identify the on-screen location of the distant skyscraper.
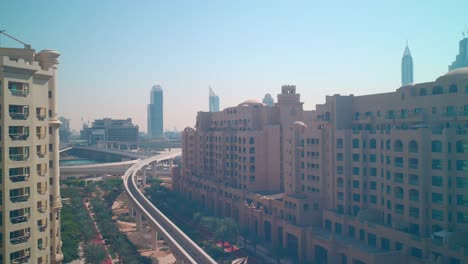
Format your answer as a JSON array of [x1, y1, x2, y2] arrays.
[[262, 93, 274, 106], [148, 85, 164, 138], [449, 35, 468, 71], [401, 43, 413, 86], [209, 86, 220, 112]]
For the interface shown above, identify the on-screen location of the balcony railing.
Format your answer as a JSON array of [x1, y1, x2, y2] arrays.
[[9, 133, 29, 141], [36, 133, 46, 140], [37, 167, 47, 176], [36, 113, 46, 121], [10, 194, 30, 203], [9, 173, 29, 183], [10, 233, 30, 245], [37, 186, 47, 195], [38, 224, 47, 232], [38, 243, 47, 251], [9, 153, 29, 162], [9, 112, 29, 120], [37, 149, 46, 158], [10, 255, 30, 264], [38, 205, 47, 213], [8, 82, 29, 97], [10, 214, 29, 224]]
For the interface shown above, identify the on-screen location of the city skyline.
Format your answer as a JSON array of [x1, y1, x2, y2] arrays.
[[1, 1, 467, 132]]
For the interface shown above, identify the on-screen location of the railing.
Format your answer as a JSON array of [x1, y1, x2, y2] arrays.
[[37, 168, 47, 176], [36, 113, 46, 121], [38, 205, 47, 213], [38, 224, 47, 232], [10, 214, 29, 224], [36, 133, 46, 140], [8, 83, 29, 97], [10, 233, 30, 245], [38, 243, 47, 250], [9, 154, 29, 162], [9, 112, 29, 120], [10, 194, 30, 203], [10, 255, 30, 264], [9, 173, 29, 182], [9, 133, 29, 141]]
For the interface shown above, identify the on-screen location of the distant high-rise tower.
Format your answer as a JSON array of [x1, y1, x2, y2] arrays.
[[401, 43, 414, 86], [449, 35, 468, 71], [209, 87, 220, 112], [148, 85, 163, 138], [262, 93, 274, 106]]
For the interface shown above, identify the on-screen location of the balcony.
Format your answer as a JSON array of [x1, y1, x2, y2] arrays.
[[8, 82, 29, 97], [10, 213, 29, 225], [9, 147, 29, 162], [9, 127, 29, 141], [10, 188, 30, 203], [37, 203, 47, 214], [10, 254, 30, 264], [38, 221, 48, 232], [37, 183, 47, 195], [36, 127, 46, 140], [36, 108, 46, 121], [36, 145, 47, 158], [37, 164, 47, 176], [10, 232, 30, 245], [9, 105, 29, 120], [9, 171, 29, 183]]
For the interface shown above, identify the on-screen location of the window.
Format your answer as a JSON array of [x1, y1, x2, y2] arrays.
[[432, 193, 444, 204], [352, 180, 360, 189], [325, 219, 332, 231], [359, 229, 365, 241], [449, 84, 458, 93], [337, 178, 344, 188], [394, 157, 403, 168], [411, 247, 422, 259], [394, 173, 403, 183], [352, 139, 360, 148], [337, 192, 344, 201], [432, 159, 442, 170], [386, 140, 391, 150], [395, 204, 404, 215], [394, 187, 404, 199], [370, 154, 376, 163], [432, 86, 444, 95], [432, 176, 443, 187], [370, 181, 377, 190], [249, 137, 254, 144], [432, 209, 444, 221], [381, 238, 390, 250], [348, 226, 355, 238], [410, 207, 419, 219], [335, 223, 342, 234], [432, 140, 443, 152], [456, 195, 468, 206], [370, 139, 377, 149], [409, 158, 418, 169], [456, 160, 467, 171], [409, 174, 419, 185], [353, 193, 360, 202], [456, 140, 467, 153], [337, 153, 343, 161], [409, 140, 418, 153], [457, 212, 468, 223], [352, 167, 360, 176], [337, 139, 343, 149], [409, 189, 419, 201], [419, 88, 427, 96], [352, 154, 360, 162], [337, 166, 343, 175], [370, 195, 377, 204], [368, 233, 376, 246], [456, 177, 468, 188], [394, 140, 403, 152]]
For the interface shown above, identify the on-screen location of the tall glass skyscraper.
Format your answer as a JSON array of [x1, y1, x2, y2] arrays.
[[401, 44, 414, 86], [148, 85, 163, 138], [449, 36, 468, 70], [209, 87, 220, 112]]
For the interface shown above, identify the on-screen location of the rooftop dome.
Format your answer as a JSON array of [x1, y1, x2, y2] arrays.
[[238, 99, 264, 107], [437, 67, 468, 81]]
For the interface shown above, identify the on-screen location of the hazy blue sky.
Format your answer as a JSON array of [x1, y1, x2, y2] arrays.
[[1, 1, 467, 132]]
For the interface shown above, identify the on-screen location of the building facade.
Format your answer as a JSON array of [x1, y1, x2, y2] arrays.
[[449, 36, 468, 71], [402, 44, 414, 86], [209, 87, 220, 112], [148, 85, 164, 138], [177, 70, 468, 263], [58, 117, 70, 146], [80, 118, 139, 146], [0, 47, 63, 263]]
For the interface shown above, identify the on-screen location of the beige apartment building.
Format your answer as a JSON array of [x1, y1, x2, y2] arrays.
[[177, 69, 468, 263], [0, 46, 63, 263]]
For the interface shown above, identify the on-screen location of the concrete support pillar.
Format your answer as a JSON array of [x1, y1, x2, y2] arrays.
[[128, 202, 134, 217], [143, 167, 147, 186], [136, 212, 142, 231], [152, 163, 157, 177], [152, 228, 159, 250]]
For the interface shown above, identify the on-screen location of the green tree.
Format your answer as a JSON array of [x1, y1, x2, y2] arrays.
[[240, 227, 250, 247], [83, 243, 107, 264]]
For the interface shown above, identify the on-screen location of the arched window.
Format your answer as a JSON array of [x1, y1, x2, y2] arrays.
[[394, 140, 403, 152], [370, 139, 377, 149], [432, 140, 443, 153], [456, 140, 467, 153], [386, 140, 391, 150], [449, 84, 458, 93], [409, 140, 418, 153]]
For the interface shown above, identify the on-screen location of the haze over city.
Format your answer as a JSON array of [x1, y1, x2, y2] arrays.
[[1, 0, 467, 132]]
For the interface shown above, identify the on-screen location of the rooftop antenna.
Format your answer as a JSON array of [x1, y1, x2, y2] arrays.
[[0, 30, 31, 49]]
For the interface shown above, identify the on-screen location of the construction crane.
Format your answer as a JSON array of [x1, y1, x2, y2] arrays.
[[0, 30, 31, 49]]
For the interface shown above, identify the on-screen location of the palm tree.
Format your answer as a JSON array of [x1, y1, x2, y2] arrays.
[[112, 235, 130, 263], [83, 243, 107, 264]]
